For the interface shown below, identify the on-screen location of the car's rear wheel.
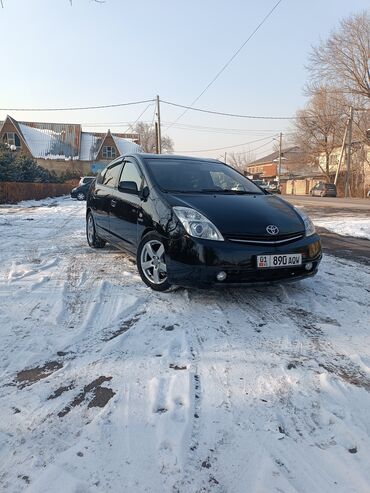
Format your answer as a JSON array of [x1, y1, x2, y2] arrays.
[[77, 192, 86, 201], [137, 233, 172, 291], [86, 212, 106, 248]]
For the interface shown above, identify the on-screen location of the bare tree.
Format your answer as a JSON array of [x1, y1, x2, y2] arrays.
[[227, 150, 255, 171], [308, 11, 370, 101], [133, 122, 174, 154], [293, 87, 347, 181]]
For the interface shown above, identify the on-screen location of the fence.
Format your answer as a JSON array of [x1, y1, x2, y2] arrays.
[[0, 180, 79, 204]]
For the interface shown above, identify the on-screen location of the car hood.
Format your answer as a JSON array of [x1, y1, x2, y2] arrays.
[[165, 193, 305, 237]]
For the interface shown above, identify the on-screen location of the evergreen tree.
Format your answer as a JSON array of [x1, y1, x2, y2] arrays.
[[0, 143, 15, 181], [0, 144, 63, 182]]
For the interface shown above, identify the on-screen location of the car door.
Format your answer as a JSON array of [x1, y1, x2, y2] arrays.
[[92, 159, 123, 235], [109, 158, 144, 253]]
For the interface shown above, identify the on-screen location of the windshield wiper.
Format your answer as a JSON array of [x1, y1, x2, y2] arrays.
[[163, 189, 261, 195], [200, 189, 259, 195]]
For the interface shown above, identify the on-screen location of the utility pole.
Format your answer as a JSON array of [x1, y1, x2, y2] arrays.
[[155, 122, 159, 154], [156, 95, 162, 154], [224, 152, 227, 163], [278, 132, 283, 184], [334, 123, 348, 186], [345, 106, 354, 198]]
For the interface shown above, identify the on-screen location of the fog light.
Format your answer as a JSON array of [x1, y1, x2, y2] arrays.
[[305, 262, 313, 271], [216, 271, 227, 282]]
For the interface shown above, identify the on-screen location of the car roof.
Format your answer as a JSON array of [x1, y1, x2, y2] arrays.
[[125, 153, 221, 163]]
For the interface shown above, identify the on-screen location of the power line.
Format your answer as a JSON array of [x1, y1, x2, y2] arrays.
[[161, 100, 302, 120], [125, 103, 154, 132], [162, 122, 281, 135], [80, 120, 282, 133], [230, 139, 276, 156], [164, 0, 284, 130], [82, 121, 150, 128], [0, 99, 156, 112], [175, 135, 275, 153]]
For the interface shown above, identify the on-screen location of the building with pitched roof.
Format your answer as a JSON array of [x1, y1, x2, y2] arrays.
[[0, 115, 142, 175], [244, 146, 312, 180]]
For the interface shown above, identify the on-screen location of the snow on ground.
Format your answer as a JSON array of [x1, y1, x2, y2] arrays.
[[313, 217, 370, 240], [0, 197, 370, 493]]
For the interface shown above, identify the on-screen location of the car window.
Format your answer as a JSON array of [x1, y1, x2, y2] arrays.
[[102, 162, 123, 188], [119, 160, 143, 190], [145, 159, 263, 194]]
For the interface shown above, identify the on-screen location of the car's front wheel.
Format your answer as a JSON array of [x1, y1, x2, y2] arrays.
[[137, 233, 172, 291], [86, 212, 106, 248]]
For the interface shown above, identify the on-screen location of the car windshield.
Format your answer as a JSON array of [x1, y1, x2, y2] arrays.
[[145, 159, 264, 194]]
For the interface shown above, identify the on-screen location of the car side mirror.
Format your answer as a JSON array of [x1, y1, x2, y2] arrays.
[[118, 181, 138, 194], [140, 186, 150, 201]]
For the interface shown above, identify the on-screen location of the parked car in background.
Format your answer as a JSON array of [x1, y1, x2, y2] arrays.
[[79, 176, 95, 186], [86, 154, 321, 291], [310, 182, 337, 197], [252, 179, 269, 190], [71, 177, 95, 201], [266, 182, 281, 194]]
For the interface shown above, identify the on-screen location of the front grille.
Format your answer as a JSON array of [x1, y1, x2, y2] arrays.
[[225, 231, 305, 245], [221, 265, 309, 283]]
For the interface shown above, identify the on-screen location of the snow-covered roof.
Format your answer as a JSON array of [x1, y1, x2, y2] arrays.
[[79, 132, 102, 161], [2, 116, 141, 161], [17, 121, 81, 160], [18, 123, 79, 160], [112, 135, 141, 155]]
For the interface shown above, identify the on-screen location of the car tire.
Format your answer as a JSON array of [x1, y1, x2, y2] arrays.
[[77, 192, 86, 201], [86, 212, 106, 248], [137, 233, 172, 292]]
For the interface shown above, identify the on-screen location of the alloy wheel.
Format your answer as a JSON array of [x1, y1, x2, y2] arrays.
[[87, 214, 95, 244], [140, 240, 167, 285]]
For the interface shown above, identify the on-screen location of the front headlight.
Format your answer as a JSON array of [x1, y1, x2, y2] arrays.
[[173, 206, 224, 241], [295, 208, 315, 236]]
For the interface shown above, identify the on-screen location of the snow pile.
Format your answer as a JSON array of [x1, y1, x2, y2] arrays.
[[313, 216, 370, 240]]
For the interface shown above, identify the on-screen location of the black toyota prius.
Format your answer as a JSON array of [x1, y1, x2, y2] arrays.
[[86, 153, 322, 291]]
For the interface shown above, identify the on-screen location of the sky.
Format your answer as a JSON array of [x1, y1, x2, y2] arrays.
[[0, 0, 369, 160]]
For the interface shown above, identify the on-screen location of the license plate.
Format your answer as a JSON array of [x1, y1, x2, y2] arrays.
[[257, 254, 302, 269]]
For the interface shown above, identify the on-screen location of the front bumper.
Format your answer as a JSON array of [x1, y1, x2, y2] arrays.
[[165, 234, 322, 288]]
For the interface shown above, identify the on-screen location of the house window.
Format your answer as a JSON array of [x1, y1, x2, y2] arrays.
[[2, 132, 21, 148], [102, 146, 116, 159]]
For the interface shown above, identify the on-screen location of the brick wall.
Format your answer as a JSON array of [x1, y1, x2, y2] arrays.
[[0, 180, 79, 204], [36, 159, 92, 176]]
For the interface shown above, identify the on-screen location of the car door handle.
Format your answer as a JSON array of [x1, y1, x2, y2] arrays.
[[111, 199, 117, 207]]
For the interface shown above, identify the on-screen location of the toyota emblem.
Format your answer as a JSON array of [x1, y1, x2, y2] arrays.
[[266, 225, 279, 235]]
